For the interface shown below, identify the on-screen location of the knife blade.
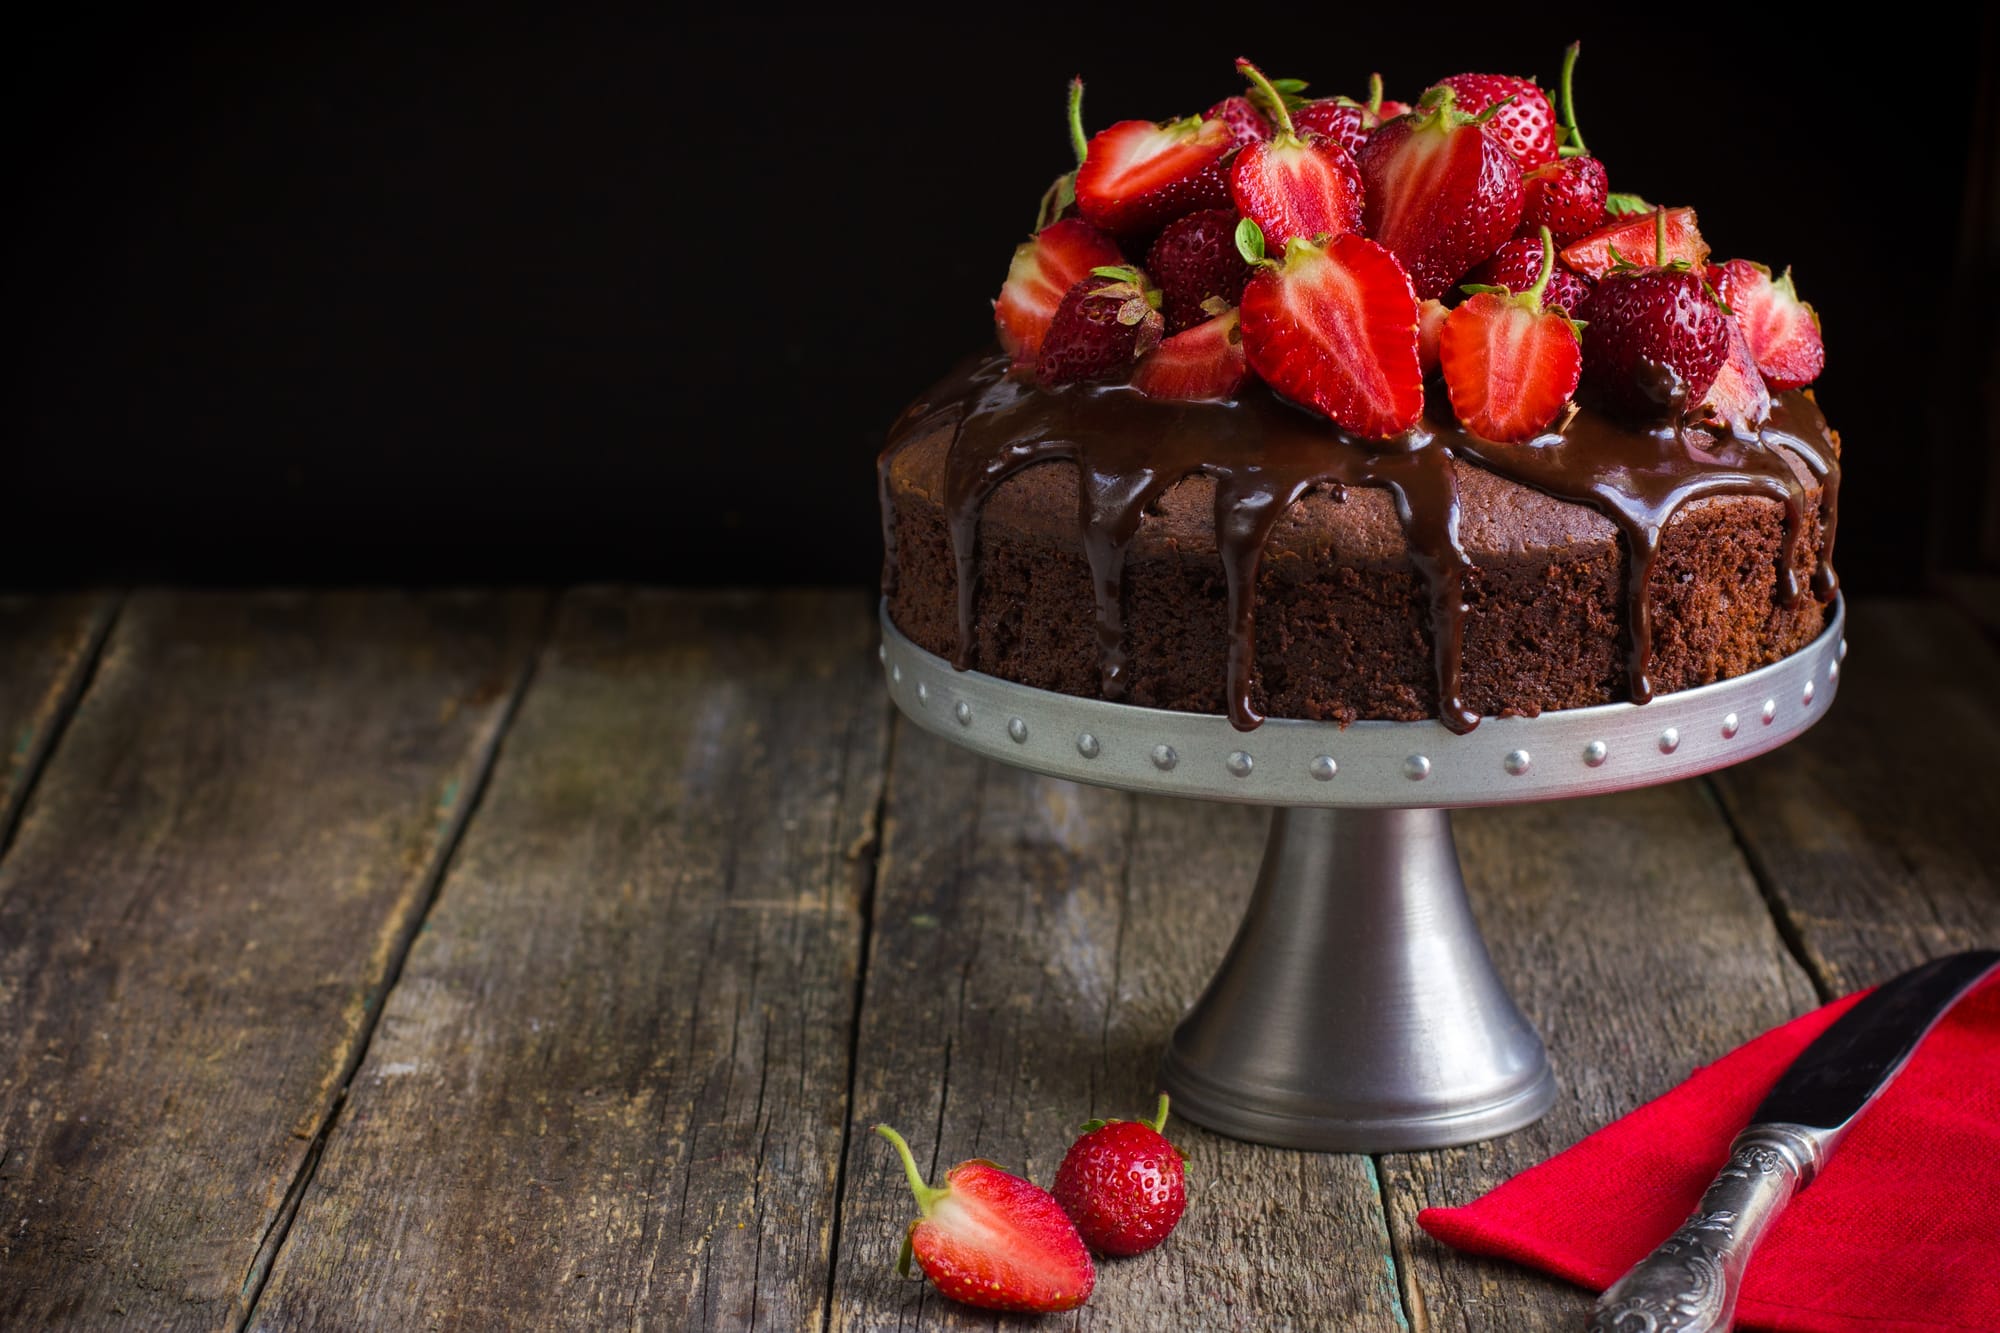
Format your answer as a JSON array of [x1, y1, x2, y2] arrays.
[[1586, 949, 2000, 1333]]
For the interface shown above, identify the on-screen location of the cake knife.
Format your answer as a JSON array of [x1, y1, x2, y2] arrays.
[[1586, 948, 2000, 1333]]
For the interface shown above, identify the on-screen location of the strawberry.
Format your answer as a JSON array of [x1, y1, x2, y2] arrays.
[[1431, 73, 1558, 169], [1561, 206, 1708, 280], [1228, 59, 1366, 253], [875, 1125, 1095, 1313], [1034, 77, 1093, 231], [1075, 109, 1235, 237], [994, 218, 1126, 368], [1146, 207, 1252, 332], [1467, 236, 1593, 316], [1709, 259, 1825, 390], [1441, 228, 1584, 442], [1204, 93, 1273, 150], [1358, 86, 1524, 301], [1293, 73, 1394, 157], [1521, 42, 1609, 244], [1035, 266, 1165, 385], [1579, 220, 1731, 419], [1696, 313, 1772, 438], [1521, 158, 1607, 245], [1238, 223, 1424, 438], [1132, 307, 1249, 400], [1418, 297, 1448, 378], [1052, 1095, 1189, 1258]]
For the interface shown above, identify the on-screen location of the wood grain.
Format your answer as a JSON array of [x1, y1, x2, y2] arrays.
[[0, 590, 543, 1328], [0, 592, 114, 851], [1712, 598, 2000, 991], [827, 727, 1410, 1332], [249, 590, 890, 1332], [1378, 785, 1820, 1331]]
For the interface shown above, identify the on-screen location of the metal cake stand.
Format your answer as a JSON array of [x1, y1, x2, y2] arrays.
[[879, 598, 1845, 1151]]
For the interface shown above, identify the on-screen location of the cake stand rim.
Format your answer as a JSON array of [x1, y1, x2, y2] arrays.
[[879, 595, 1845, 809]]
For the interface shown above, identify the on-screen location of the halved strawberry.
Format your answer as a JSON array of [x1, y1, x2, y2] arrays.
[[1357, 86, 1524, 300], [1440, 229, 1582, 441], [1418, 298, 1448, 379], [1228, 59, 1365, 253], [1075, 114, 1234, 237], [1238, 226, 1423, 438], [1561, 206, 1707, 279], [1131, 306, 1249, 400], [1709, 259, 1825, 390], [994, 218, 1126, 368], [1431, 72, 1558, 169], [876, 1125, 1094, 1314], [1696, 313, 1773, 438]]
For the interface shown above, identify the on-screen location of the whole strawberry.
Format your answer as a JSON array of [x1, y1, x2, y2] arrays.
[[1052, 1095, 1188, 1258], [1358, 85, 1524, 300], [1431, 72, 1558, 168], [1293, 73, 1396, 157], [1467, 237, 1593, 316], [876, 1125, 1095, 1312], [1580, 261, 1731, 419], [1520, 42, 1608, 244], [1035, 266, 1165, 386], [1204, 93, 1273, 150], [1146, 207, 1252, 332]]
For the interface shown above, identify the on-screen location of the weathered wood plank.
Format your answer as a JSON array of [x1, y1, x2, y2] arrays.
[[1380, 785, 1819, 1331], [0, 590, 543, 1328], [0, 592, 115, 851], [828, 728, 1409, 1331], [250, 590, 890, 1331], [1712, 599, 2000, 992]]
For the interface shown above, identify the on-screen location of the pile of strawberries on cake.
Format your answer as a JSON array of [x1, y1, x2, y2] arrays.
[[995, 46, 1826, 443]]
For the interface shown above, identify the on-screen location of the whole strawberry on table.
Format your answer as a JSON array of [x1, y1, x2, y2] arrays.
[[997, 40, 1823, 439]]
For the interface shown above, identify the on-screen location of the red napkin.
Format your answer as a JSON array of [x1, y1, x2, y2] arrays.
[[1419, 972, 2000, 1333]]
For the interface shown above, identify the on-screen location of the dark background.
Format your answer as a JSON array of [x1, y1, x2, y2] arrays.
[[9, 8, 1996, 589]]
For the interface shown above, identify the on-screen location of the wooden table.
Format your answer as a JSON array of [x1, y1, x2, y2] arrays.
[[2, 589, 1994, 1330]]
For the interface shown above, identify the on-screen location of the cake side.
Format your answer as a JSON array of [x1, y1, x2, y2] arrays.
[[884, 413, 1830, 724]]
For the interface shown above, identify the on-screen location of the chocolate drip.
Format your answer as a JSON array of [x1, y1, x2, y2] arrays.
[[1760, 392, 1842, 603], [878, 353, 1839, 731]]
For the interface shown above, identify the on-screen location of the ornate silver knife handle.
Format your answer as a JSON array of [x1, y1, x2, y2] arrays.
[[1586, 1124, 1827, 1333]]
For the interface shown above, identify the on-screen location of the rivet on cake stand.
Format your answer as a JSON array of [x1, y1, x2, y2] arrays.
[[880, 598, 1846, 1152]]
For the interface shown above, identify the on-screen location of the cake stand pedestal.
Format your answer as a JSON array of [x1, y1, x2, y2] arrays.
[[880, 599, 1844, 1151]]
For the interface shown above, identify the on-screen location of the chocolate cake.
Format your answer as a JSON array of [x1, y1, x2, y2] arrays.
[[879, 50, 1839, 734]]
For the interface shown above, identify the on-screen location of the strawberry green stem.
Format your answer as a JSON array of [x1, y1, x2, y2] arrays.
[[1557, 41, 1589, 157], [1144, 1093, 1172, 1134], [1236, 58, 1298, 139], [1524, 226, 1556, 311], [1365, 72, 1384, 117], [1067, 77, 1088, 166], [875, 1125, 949, 1215]]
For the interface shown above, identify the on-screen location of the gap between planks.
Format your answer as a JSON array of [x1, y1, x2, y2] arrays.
[[234, 596, 559, 1330], [0, 592, 122, 864]]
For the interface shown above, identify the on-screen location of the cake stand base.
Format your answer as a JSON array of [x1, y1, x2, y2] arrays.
[[1159, 806, 1553, 1151], [880, 597, 1842, 1153]]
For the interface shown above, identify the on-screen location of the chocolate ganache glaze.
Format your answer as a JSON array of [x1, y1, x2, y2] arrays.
[[880, 352, 1839, 734]]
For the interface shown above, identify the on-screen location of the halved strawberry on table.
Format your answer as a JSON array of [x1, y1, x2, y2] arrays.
[[994, 218, 1126, 369], [1237, 222, 1424, 439], [1075, 107, 1236, 237], [875, 1125, 1094, 1314], [1228, 58, 1366, 253], [1709, 259, 1825, 390], [1358, 85, 1525, 301], [1440, 228, 1582, 442]]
